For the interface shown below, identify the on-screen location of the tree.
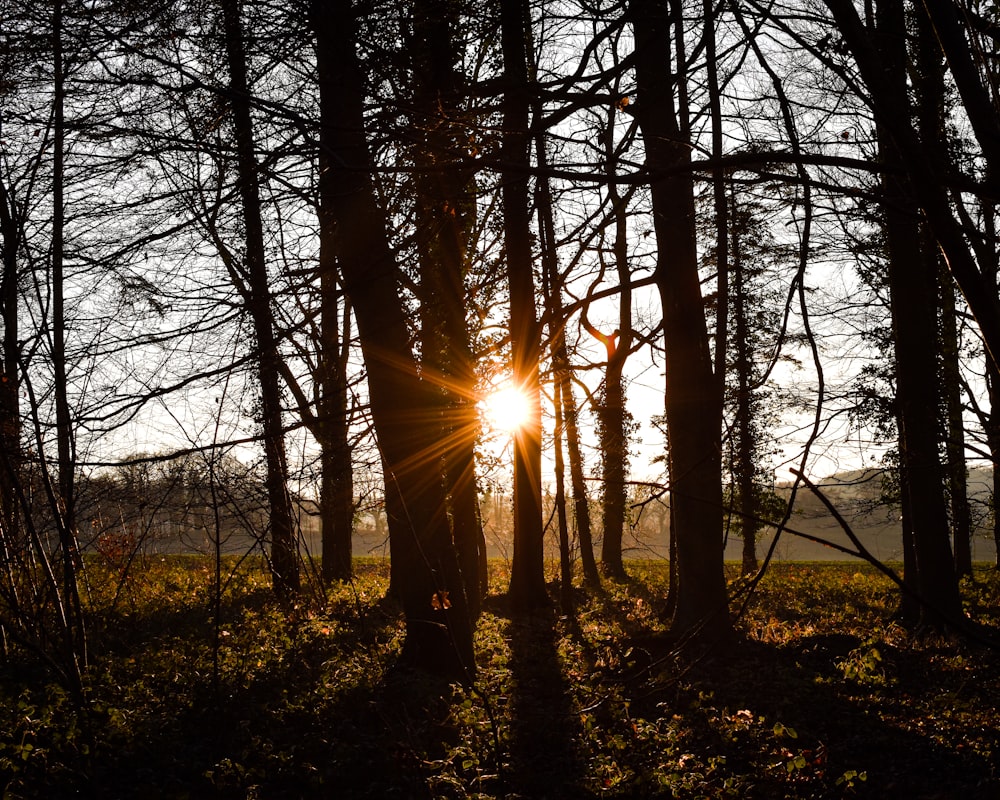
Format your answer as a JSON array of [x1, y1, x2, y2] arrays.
[[500, 0, 548, 611], [627, 0, 730, 642], [315, 275, 354, 583], [219, 0, 299, 599], [48, 0, 88, 679], [872, 0, 963, 627], [721, 198, 782, 576], [940, 257, 974, 577], [824, 0, 1000, 376], [310, 0, 475, 677], [583, 100, 639, 581], [407, 0, 486, 614], [0, 84, 22, 539]]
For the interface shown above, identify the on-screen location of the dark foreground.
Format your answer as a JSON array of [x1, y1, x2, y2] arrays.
[[1, 558, 998, 798]]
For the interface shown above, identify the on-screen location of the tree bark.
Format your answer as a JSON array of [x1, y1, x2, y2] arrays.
[[555, 333, 599, 586], [552, 370, 574, 613], [983, 203, 1000, 570], [50, 0, 87, 685], [896, 455, 921, 622], [915, 0, 972, 578], [939, 263, 972, 576], [596, 114, 634, 580], [535, 118, 581, 607], [532, 87, 599, 589], [317, 286, 353, 583], [732, 216, 759, 576]]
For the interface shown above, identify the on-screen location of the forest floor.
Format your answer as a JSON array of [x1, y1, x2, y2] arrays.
[[1, 557, 998, 798]]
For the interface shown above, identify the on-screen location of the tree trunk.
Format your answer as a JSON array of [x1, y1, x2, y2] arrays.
[[939, 264, 972, 576], [596, 118, 634, 580], [221, 0, 299, 599], [875, 0, 963, 627], [915, 0, 973, 579], [991, 400, 1000, 570], [532, 112, 598, 588], [311, 0, 475, 678], [534, 120, 581, 608], [557, 334, 599, 586], [628, 0, 729, 642], [501, 0, 548, 612], [732, 222, 759, 576], [552, 372, 574, 613], [983, 202, 1000, 570], [897, 454, 920, 623], [410, 0, 485, 616], [318, 289, 353, 583], [0, 163, 20, 536], [50, 0, 87, 686]]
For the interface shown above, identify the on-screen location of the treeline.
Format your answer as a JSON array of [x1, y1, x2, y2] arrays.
[[1, 0, 999, 687]]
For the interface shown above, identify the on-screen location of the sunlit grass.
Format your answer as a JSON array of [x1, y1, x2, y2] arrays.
[[1, 557, 997, 797]]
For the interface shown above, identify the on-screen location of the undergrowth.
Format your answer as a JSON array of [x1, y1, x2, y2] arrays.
[[1, 558, 998, 798]]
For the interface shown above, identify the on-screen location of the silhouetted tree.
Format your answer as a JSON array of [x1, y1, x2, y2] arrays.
[[501, 0, 548, 611], [627, 0, 730, 642], [310, 0, 475, 677]]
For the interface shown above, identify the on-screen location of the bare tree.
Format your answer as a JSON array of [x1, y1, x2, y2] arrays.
[[310, 0, 475, 677], [501, 0, 548, 611], [871, 0, 963, 626], [627, 0, 730, 642], [219, 0, 299, 599], [408, 0, 486, 614]]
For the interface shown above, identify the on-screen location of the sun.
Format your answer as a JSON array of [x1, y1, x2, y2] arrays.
[[481, 383, 533, 434]]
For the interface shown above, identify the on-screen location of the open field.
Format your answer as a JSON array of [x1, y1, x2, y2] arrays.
[[130, 511, 999, 567], [1, 558, 998, 798]]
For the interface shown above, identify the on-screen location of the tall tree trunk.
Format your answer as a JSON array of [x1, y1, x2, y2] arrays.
[[555, 333, 598, 586], [501, 0, 548, 611], [317, 286, 353, 583], [595, 109, 634, 580], [732, 220, 759, 576], [311, 0, 474, 678], [915, 0, 972, 578], [875, 0, 963, 627], [552, 370, 574, 613], [628, 0, 729, 642], [534, 126, 580, 607], [897, 453, 921, 622], [983, 202, 1000, 570], [50, 0, 86, 683], [531, 92, 598, 588], [410, 0, 485, 616], [939, 264, 972, 576], [597, 357, 628, 579], [221, 0, 299, 599], [0, 161, 20, 537], [989, 366, 1000, 569]]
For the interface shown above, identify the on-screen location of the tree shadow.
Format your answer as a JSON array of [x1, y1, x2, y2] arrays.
[[628, 631, 1000, 798], [486, 592, 589, 798]]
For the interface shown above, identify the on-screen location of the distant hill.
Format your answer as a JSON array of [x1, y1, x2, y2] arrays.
[[760, 465, 997, 563]]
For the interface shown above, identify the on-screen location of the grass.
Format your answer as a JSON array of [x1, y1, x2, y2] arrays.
[[1, 557, 998, 798]]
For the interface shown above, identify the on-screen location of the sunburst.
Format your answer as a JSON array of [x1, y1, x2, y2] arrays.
[[481, 382, 533, 434]]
